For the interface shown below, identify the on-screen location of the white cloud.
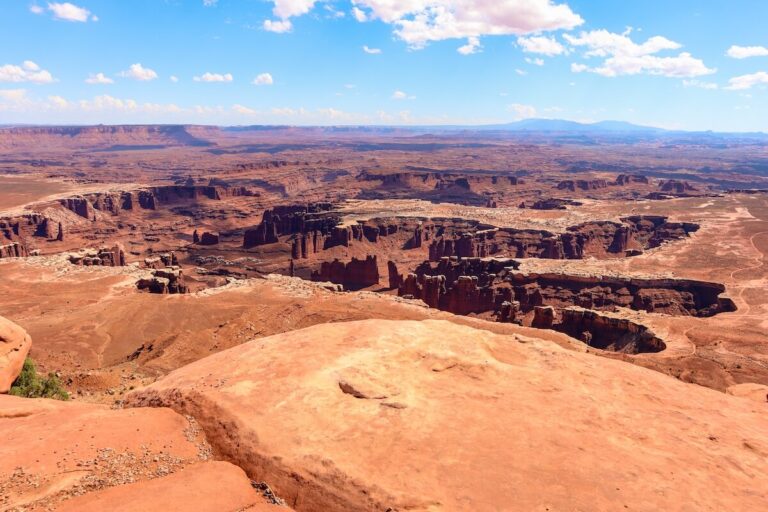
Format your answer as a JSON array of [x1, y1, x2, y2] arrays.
[[565, 29, 715, 78], [85, 72, 113, 84], [525, 57, 544, 66], [349, 0, 582, 48], [683, 79, 718, 90], [392, 90, 415, 100], [457, 36, 482, 55], [352, 6, 367, 22], [232, 104, 257, 115], [726, 45, 768, 59], [30, 4, 44, 14], [517, 35, 565, 56], [252, 73, 274, 85], [170, 75, 179, 83], [324, 4, 345, 18], [515, 68, 527, 76], [119, 63, 158, 81], [363, 45, 381, 54], [0, 89, 28, 102], [571, 63, 588, 72], [47, 2, 95, 22], [47, 95, 70, 108], [726, 71, 768, 90], [0, 61, 55, 83], [194, 72, 233, 82], [507, 103, 537, 120], [271, 0, 316, 19], [263, 19, 292, 33], [203, 0, 218, 6]]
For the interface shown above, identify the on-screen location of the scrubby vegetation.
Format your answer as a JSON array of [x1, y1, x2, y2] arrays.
[[9, 358, 69, 400]]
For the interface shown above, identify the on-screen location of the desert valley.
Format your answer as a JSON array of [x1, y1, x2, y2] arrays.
[[0, 123, 767, 510]]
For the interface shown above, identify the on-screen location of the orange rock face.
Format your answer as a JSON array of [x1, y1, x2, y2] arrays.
[[0, 315, 32, 393], [127, 319, 768, 512], [0, 394, 281, 510]]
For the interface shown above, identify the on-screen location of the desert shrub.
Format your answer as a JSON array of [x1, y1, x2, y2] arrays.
[[9, 358, 69, 400]]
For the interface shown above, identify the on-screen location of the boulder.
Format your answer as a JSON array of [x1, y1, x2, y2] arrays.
[[127, 320, 768, 512], [0, 316, 32, 393]]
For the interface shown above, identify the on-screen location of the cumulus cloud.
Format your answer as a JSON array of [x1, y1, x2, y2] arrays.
[[263, 19, 292, 33], [85, 72, 113, 84], [363, 45, 381, 54], [525, 57, 544, 66], [203, 0, 218, 6], [458, 36, 482, 55], [232, 104, 257, 115], [119, 63, 158, 81], [565, 29, 715, 78], [170, 75, 179, 83], [0, 61, 55, 83], [517, 35, 565, 56], [726, 71, 768, 90], [392, 90, 415, 100], [726, 45, 768, 59], [29, 4, 44, 14], [47, 95, 70, 108], [507, 103, 537, 120], [252, 73, 274, 85], [194, 72, 233, 82], [47, 2, 96, 22], [349, 0, 583, 48]]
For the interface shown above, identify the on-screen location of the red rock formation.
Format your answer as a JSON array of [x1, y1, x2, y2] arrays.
[[556, 179, 609, 192], [0, 315, 32, 393], [68, 244, 126, 267], [311, 255, 379, 290], [519, 198, 582, 210], [400, 257, 735, 323], [428, 216, 699, 261], [615, 174, 649, 185], [659, 179, 698, 194], [59, 196, 93, 219], [532, 305, 555, 329], [554, 307, 666, 354], [387, 260, 402, 289], [137, 266, 188, 294], [0, 242, 27, 259], [198, 231, 219, 245]]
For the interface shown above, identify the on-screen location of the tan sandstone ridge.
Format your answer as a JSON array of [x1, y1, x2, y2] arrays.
[[0, 315, 31, 393], [127, 319, 768, 512], [0, 395, 281, 511]]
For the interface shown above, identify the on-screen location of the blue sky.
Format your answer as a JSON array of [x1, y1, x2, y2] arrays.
[[1, 0, 767, 130]]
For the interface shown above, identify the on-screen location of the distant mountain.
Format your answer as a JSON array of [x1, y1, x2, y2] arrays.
[[476, 118, 665, 133]]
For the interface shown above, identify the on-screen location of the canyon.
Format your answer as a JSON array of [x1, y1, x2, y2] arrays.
[[0, 124, 767, 511]]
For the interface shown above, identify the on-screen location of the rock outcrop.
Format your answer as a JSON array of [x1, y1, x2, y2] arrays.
[[553, 307, 666, 354], [401, 258, 735, 321], [310, 255, 380, 290], [68, 244, 126, 267], [0, 394, 279, 510], [428, 215, 699, 260], [0, 316, 32, 393], [137, 266, 188, 294], [197, 231, 219, 245], [126, 319, 768, 512]]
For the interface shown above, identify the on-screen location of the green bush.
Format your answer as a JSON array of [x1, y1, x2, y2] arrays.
[[9, 358, 69, 401]]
